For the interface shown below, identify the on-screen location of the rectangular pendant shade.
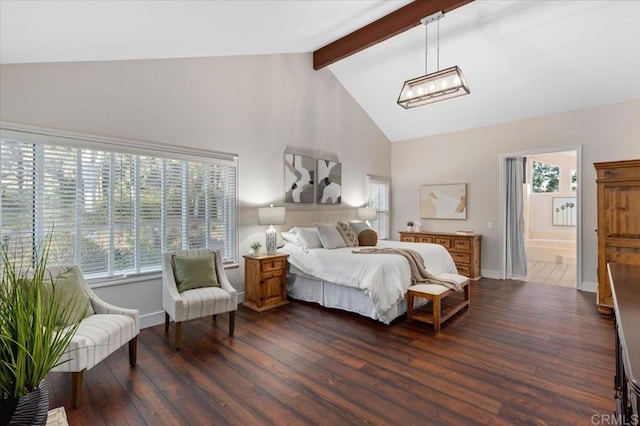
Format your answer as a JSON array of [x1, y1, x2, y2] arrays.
[[397, 65, 470, 109]]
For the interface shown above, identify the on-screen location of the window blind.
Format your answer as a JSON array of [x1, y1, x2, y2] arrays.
[[0, 126, 238, 281], [366, 175, 390, 240]]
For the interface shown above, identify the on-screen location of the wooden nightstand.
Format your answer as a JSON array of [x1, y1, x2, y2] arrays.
[[243, 253, 289, 312]]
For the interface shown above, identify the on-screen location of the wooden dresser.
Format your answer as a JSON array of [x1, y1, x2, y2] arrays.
[[608, 263, 639, 424], [399, 231, 482, 280], [595, 159, 640, 316]]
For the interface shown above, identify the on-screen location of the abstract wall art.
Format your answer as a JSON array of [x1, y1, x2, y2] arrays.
[[284, 153, 314, 203], [316, 159, 342, 204], [420, 183, 467, 219]]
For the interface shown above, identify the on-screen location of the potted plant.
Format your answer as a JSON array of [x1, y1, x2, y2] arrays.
[[406, 221, 414, 232], [0, 236, 80, 424], [250, 241, 262, 256]]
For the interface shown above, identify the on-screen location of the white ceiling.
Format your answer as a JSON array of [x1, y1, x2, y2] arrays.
[[2, 0, 640, 142]]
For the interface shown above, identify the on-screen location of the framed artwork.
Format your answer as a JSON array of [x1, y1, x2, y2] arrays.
[[552, 197, 576, 226], [284, 153, 314, 203], [420, 183, 467, 219], [316, 159, 342, 204]]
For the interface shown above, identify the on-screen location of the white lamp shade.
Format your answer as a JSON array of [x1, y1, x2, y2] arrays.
[[258, 206, 286, 225], [397, 66, 470, 109], [357, 207, 377, 221]]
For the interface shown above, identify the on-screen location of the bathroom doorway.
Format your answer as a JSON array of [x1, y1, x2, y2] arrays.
[[500, 147, 581, 289]]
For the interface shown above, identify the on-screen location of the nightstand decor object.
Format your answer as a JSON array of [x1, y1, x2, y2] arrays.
[[258, 205, 286, 255]]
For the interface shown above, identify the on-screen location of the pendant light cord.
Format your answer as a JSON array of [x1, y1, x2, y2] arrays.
[[424, 20, 428, 74], [437, 16, 440, 72]]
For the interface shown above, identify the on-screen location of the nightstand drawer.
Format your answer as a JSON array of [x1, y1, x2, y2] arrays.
[[435, 237, 451, 248], [451, 252, 471, 263], [262, 259, 285, 272], [417, 235, 433, 243]]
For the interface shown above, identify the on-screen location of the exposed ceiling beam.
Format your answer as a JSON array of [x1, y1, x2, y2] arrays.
[[313, 0, 474, 70]]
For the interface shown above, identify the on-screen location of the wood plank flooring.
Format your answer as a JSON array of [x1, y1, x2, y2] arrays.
[[47, 278, 614, 425], [527, 260, 577, 288]]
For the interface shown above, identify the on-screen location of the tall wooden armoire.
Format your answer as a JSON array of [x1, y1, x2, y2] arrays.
[[594, 159, 640, 316]]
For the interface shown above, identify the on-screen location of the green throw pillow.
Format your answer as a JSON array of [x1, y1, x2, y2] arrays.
[[172, 253, 220, 293], [45, 266, 94, 328]]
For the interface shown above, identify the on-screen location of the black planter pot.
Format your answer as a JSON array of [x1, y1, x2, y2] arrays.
[[0, 379, 49, 426]]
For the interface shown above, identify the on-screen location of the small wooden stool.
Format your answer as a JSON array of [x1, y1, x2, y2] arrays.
[[407, 274, 470, 333]]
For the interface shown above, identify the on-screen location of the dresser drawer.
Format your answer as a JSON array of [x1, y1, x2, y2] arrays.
[[453, 239, 470, 250], [451, 252, 471, 264], [456, 264, 470, 277], [435, 237, 451, 248], [401, 235, 416, 242], [262, 258, 285, 272], [417, 235, 433, 243]]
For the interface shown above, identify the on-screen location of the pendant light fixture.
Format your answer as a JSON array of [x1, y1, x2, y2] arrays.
[[397, 11, 470, 109]]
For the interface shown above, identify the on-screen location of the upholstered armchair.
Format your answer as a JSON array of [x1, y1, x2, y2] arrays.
[[47, 266, 139, 408], [162, 248, 237, 350]]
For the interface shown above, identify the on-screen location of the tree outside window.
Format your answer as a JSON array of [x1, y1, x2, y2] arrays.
[[532, 160, 560, 193], [570, 169, 578, 192]]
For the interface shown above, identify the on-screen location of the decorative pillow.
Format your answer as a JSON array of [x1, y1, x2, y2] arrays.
[[45, 266, 94, 327], [316, 224, 347, 249], [172, 253, 220, 293], [281, 231, 300, 246], [292, 227, 323, 251], [349, 220, 370, 236], [358, 229, 379, 247], [336, 221, 359, 247]]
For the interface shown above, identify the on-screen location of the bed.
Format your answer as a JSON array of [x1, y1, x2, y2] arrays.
[[279, 239, 458, 324]]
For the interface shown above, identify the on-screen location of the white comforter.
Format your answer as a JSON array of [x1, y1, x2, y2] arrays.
[[279, 240, 457, 323]]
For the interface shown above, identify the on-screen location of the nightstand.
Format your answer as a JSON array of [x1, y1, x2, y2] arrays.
[[243, 253, 289, 312]]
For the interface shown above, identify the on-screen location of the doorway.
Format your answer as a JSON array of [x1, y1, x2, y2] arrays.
[[500, 147, 581, 289]]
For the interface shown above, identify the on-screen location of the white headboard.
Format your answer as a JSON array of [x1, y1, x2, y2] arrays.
[[283, 209, 358, 229]]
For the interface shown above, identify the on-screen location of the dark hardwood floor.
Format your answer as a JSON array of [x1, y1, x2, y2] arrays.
[[47, 278, 615, 425]]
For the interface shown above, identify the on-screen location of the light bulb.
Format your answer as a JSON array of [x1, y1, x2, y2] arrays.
[[441, 80, 448, 89], [429, 84, 436, 92], [417, 86, 424, 95], [454, 76, 461, 86]]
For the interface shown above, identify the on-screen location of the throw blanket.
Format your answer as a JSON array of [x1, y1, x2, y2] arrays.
[[353, 247, 463, 292]]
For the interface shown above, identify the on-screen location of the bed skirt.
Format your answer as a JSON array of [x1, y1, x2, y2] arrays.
[[286, 273, 424, 324]]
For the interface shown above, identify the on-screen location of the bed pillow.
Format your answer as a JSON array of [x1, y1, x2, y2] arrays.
[[349, 220, 370, 236], [172, 253, 220, 293], [358, 229, 378, 246], [316, 224, 347, 249], [281, 231, 300, 246], [336, 221, 359, 247], [292, 227, 323, 251]]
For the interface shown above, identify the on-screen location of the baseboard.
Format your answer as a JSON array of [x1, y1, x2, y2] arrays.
[[140, 311, 165, 329], [480, 269, 501, 279], [139, 292, 246, 330], [579, 281, 597, 293]]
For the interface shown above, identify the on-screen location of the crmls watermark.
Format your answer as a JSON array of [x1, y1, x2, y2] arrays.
[[591, 414, 639, 425]]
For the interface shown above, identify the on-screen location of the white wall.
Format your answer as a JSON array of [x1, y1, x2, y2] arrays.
[[0, 53, 391, 327], [391, 99, 640, 287]]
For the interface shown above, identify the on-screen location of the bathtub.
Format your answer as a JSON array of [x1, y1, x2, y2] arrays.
[[525, 231, 576, 264]]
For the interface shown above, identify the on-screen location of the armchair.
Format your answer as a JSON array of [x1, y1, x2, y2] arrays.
[[162, 249, 237, 350], [48, 266, 139, 408]]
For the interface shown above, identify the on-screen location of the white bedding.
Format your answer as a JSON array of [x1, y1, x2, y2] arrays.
[[279, 240, 457, 323]]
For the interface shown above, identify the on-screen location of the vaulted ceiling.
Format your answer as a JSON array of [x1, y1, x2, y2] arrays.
[[2, 0, 639, 141]]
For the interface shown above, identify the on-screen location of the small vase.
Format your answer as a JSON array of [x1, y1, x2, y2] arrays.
[[407, 226, 414, 232], [0, 379, 49, 426], [252, 249, 259, 256]]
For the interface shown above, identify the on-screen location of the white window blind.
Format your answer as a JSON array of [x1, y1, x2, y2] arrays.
[[0, 127, 238, 280], [366, 175, 390, 240]]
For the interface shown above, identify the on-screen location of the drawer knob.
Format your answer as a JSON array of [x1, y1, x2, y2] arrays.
[[271, 261, 275, 268]]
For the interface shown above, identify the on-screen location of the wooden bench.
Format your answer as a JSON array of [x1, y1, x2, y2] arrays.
[[406, 274, 470, 333]]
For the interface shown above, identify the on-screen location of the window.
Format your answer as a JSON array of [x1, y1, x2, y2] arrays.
[[0, 127, 238, 281], [366, 175, 390, 240], [532, 160, 560, 193]]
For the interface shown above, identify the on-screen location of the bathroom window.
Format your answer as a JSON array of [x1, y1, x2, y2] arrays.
[[532, 160, 560, 193]]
